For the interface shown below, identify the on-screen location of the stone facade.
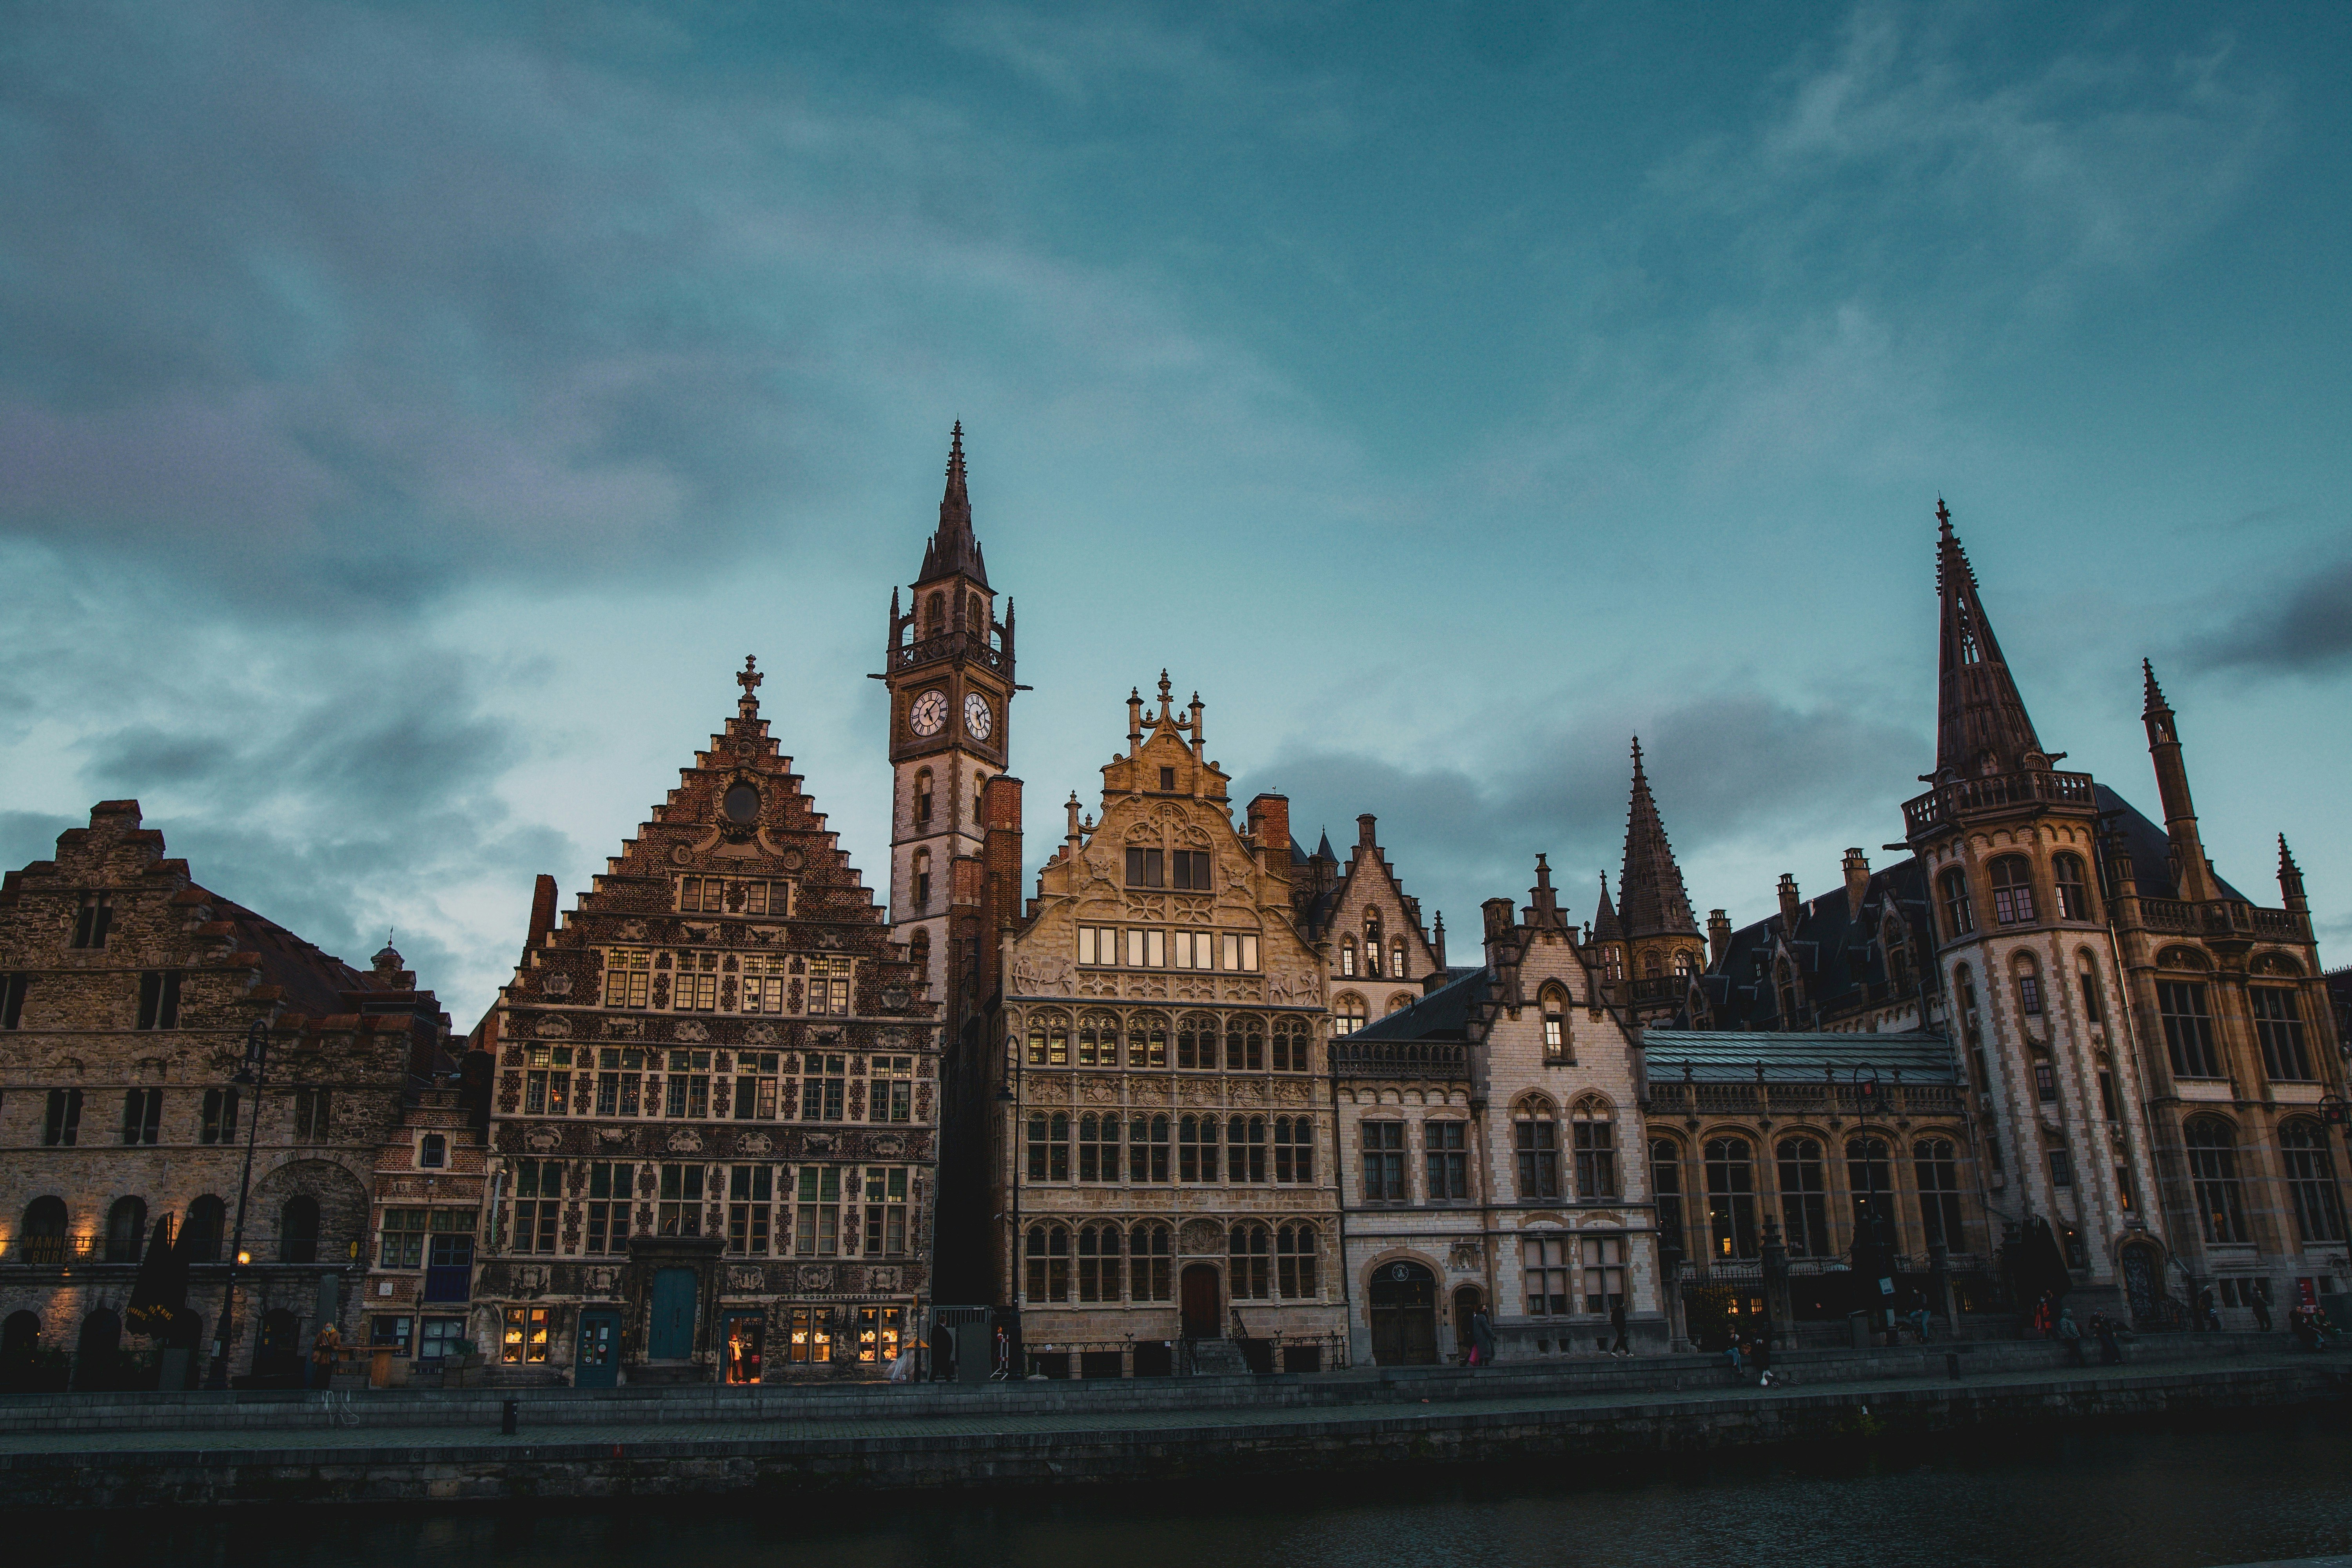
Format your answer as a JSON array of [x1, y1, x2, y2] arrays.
[[0, 802, 448, 1389], [1310, 815, 1443, 1036], [976, 679, 1345, 1374], [474, 662, 938, 1385]]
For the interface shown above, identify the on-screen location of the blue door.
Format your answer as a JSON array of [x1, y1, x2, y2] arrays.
[[576, 1310, 620, 1388], [650, 1269, 697, 1360]]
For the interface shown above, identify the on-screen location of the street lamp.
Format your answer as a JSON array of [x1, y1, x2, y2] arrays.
[[1849, 1063, 1898, 1339], [205, 1013, 274, 1390]]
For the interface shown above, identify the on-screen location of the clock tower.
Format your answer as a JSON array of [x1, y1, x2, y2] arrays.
[[883, 423, 1015, 1024]]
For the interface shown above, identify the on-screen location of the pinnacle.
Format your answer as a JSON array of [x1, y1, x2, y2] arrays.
[[2142, 658, 2168, 714]]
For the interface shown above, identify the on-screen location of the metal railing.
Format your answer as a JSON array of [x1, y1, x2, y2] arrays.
[[1902, 769, 2098, 837], [1330, 1040, 1469, 1080], [1642, 1081, 1964, 1117], [2138, 898, 2308, 941], [893, 631, 1010, 674], [1677, 1253, 1988, 1285]]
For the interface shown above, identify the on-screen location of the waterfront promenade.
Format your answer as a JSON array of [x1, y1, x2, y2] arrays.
[[2, 1333, 2341, 1510]]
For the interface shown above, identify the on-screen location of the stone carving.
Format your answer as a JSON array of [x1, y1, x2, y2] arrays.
[[666, 1128, 706, 1154], [1276, 1080, 1310, 1105], [798, 1264, 833, 1291], [738, 1131, 775, 1157], [745, 1024, 777, 1046], [1447, 1240, 1485, 1273], [620, 920, 648, 941], [1083, 1080, 1120, 1103], [871, 1133, 907, 1158], [535, 1014, 572, 1037], [1131, 1082, 1167, 1105], [1179, 1219, 1223, 1254], [595, 1125, 634, 1147], [585, 1267, 620, 1298], [779, 849, 806, 871], [868, 1266, 902, 1292], [541, 973, 574, 997], [669, 844, 693, 866], [728, 1267, 765, 1292], [1580, 1212, 1622, 1229], [603, 1017, 641, 1038], [1031, 1078, 1067, 1103], [1012, 954, 1075, 995], [1180, 1080, 1217, 1105], [673, 1020, 710, 1043], [525, 1125, 563, 1152], [682, 923, 718, 944], [1234, 1080, 1264, 1103], [1266, 971, 1303, 1005]]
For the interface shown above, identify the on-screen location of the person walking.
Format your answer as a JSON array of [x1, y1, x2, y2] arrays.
[[1470, 1308, 1497, 1368], [2196, 1285, 2220, 1333], [2057, 1307, 2085, 1365], [1609, 1298, 1631, 1357], [2091, 1311, 2123, 1365], [308, 1322, 340, 1390], [2250, 1287, 2273, 1333], [1909, 1293, 1933, 1345]]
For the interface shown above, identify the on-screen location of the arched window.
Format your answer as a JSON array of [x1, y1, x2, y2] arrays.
[[1650, 1139, 1686, 1261], [279, 1196, 320, 1264], [1177, 1013, 1217, 1070], [973, 771, 986, 826], [1601, 947, 1622, 983], [912, 849, 932, 913], [1540, 986, 1570, 1063], [1224, 1017, 1264, 1071], [1025, 1223, 1070, 1302], [1884, 915, 1914, 995], [2184, 1118, 2247, 1243], [1334, 995, 1367, 1036], [2013, 953, 2043, 1019], [1076, 1221, 1121, 1303], [1025, 1111, 1070, 1181], [2075, 949, 2103, 1026], [181, 1195, 226, 1263], [1024, 1013, 1070, 1068], [1272, 1016, 1309, 1073], [418, 1132, 447, 1169], [1178, 1115, 1219, 1183], [1130, 1222, 1173, 1301], [1130, 1012, 1169, 1069], [2252, 987, 2314, 1081], [908, 927, 931, 990], [1775, 1138, 1829, 1257], [1229, 1222, 1271, 1300], [1571, 1095, 1617, 1198], [1273, 1116, 1315, 1183], [104, 1196, 148, 1264], [1644, 953, 1662, 979], [1989, 855, 2035, 925], [2052, 853, 2091, 920], [2158, 980, 2221, 1078], [923, 592, 945, 637], [1226, 1115, 1267, 1183], [1386, 992, 1415, 1018], [913, 769, 934, 830], [1128, 1114, 1171, 1183], [1339, 939, 1357, 978], [1077, 1013, 1117, 1069], [1514, 1096, 1561, 1200], [1277, 1223, 1319, 1299], [1846, 1137, 1895, 1249], [2282, 1122, 2347, 1245], [20, 1197, 67, 1266], [1915, 1138, 1965, 1252], [1077, 1114, 1120, 1182], [967, 596, 985, 638], [1940, 867, 1975, 938], [1704, 1138, 1758, 1259], [1365, 916, 1383, 976], [1673, 949, 1694, 979]]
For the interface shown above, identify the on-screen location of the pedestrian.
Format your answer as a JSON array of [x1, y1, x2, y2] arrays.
[[2091, 1311, 2123, 1365], [1751, 1325, 1775, 1387], [2196, 1285, 2220, 1333], [1470, 1308, 1497, 1368], [889, 1338, 917, 1384], [1725, 1334, 1745, 1379], [1909, 1294, 1932, 1345], [2033, 1291, 2055, 1338], [309, 1321, 340, 1390], [2250, 1288, 2273, 1333], [1609, 1297, 1631, 1357], [2057, 1307, 2085, 1365]]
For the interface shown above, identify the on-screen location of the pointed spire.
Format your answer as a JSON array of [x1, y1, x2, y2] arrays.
[[2279, 834, 2308, 911], [2142, 657, 2167, 717], [1620, 737, 1698, 938], [1591, 874, 1624, 942], [915, 421, 989, 587], [1933, 503, 2045, 780], [736, 654, 764, 720], [1315, 829, 1335, 862]]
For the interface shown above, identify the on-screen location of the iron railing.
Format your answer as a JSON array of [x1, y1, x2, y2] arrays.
[[1902, 769, 2098, 837]]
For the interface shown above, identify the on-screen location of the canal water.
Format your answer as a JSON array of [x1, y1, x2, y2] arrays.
[[22, 1408, 2352, 1568]]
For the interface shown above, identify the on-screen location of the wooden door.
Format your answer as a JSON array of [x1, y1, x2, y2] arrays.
[[650, 1267, 697, 1359], [575, 1311, 619, 1388], [1369, 1261, 1438, 1366], [1180, 1264, 1221, 1338]]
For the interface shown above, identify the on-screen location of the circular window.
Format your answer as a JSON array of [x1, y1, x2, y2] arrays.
[[722, 783, 760, 824]]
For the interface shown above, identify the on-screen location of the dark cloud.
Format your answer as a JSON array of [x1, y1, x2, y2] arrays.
[[2190, 559, 2352, 676], [0, 811, 82, 877]]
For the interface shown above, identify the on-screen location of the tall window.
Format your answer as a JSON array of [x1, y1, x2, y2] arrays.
[[862, 1167, 909, 1257], [1272, 1017, 1309, 1073], [1650, 1139, 1685, 1259], [1025, 1223, 1070, 1302], [135, 972, 182, 1031], [1176, 1014, 1215, 1069], [1273, 1116, 1314, 1183], [2014, 958, 2043, 1018], [1172, 850, 1212, 889], [294, 1087, 332, 1142], [586, 1162, 634, 1253], [801, 1053, 847, 1120], [279, 1195, 320, 1263], [20, 1197, 68, 1266], [43, 1089, 82, 1147], [1124, 847, 1166, 888], [1223, 1019, 1263, 1071], [0, 972, 29, 1028], [1131, 1222, 1173, 1301], [1514, 1100, 1561, 1200], [1129, 1114, 1171, 1183], [603, 949, 652, 1008], [1029, 1018, 1071, 1067], [2251, 988, 2314, 1081], [1847, 1136, 1895, 1247], [1339, 940, 1357, 977], [105, 1196, 148, 1263], [727, 1165, 773, 1254], [1178, 1115, 1218, 1183], [804, 958, 852, 1016], [655, 1162, 702, 1236], [1277, 1224, 1319, 1299], [794, 1166, 840, 1255], [1076, 1015, 1116, 1068], [181, 1195, 225, 1262], [2183, 1118, 2248, 1243], [2052, 853, 2091, 920], [1077, 1222, 1121, 1303], [1026, 1112, 1070, 1182], [913, 769, 933, 829], [120, 1088, 162, 1146], [71, 893, 112, 949], [912, 849, 931, 913], [1363, 1122, 1406, 1202], [2282, 1122, 2347, 1245], [1939, 867, 1974, 938], [1541, 989, 1569, 1063], [1226, 1116, 1268, 1183], [1581, 1235, 1626, 1313], [1334, 995, 1366, 1035], [1077, 1114, 1119, 1182], [1571, 1096, 1617, 1199], [2078, 952, 2105, 1025], [201, 1087, 239, 1144], [1989, 856, 2035, 925], [2158, 982, 2223, 1078], [1425, 1121, 1468, 1200], [1907, 1136, 1962, 1250], [1229, 1222, 1271, 1300], [1775, 1137, 1830, 1257], [1523, 1235, 1570, 1316], [1704, 1138, 1758, 1259]]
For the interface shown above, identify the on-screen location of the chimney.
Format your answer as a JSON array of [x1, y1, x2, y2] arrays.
[[1842, 849, 1870, 919], [1481, 897, 1519, 1007], [1247, 793, 1291, 885], [1357, 813, 1377, 849], [1707, 909, 1731, 968], [1777, 873, 1802, 931], [526, 873, 559, 952]]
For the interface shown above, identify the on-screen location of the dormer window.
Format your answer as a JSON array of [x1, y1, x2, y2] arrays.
[[420, 1132, 447, 1168], [1159, 766, 1176, 791]]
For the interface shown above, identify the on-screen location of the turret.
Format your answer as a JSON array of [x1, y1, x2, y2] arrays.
[[1842, 848, 1871, 918], [2279, 835, 2308, 913], [1931, 500, 2050, 783], [2142, 661, 2216, 902]]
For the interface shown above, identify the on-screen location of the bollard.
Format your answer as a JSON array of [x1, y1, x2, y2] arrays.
[[1945, 1350, 1962, 1381], [501, 1397, 519, 1436]]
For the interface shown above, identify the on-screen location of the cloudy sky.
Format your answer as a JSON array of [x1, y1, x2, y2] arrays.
[[4, 2, 2348, 1023]]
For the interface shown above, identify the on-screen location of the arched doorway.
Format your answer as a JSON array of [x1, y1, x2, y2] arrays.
[[1, 1311, 40, 1390], [1451, 1285, 1483, 1362], [254, 1307, 302, 1383], [1179, 1263, 1221, 1339], [1369, 1260, 1438, 1365], [2120, 1243, 2162, 1328], [73, 1308, 121, 1391]]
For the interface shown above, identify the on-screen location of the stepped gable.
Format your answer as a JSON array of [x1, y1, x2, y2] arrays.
[[500, 657, 929, 1069]]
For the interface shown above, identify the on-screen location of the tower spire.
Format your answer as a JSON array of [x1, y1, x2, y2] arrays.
[[916, 421, 989, 587], [1619, 737, 1697, 940], [1933, 503, 2045, 780], [2141, 658, 2214, 901]]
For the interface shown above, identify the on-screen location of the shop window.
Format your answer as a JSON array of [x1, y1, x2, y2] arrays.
[[501, 1305, 550, 1364]]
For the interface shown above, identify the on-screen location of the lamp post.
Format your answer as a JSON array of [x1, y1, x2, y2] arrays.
[[205, 1013, 274, 1390], [1849, 1063, 1897, 1341]]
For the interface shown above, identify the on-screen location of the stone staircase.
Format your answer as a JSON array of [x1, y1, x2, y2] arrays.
[[1185, 1338, 1249, 1377]]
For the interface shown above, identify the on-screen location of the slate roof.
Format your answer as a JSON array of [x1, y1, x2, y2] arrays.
[[2096, 784, 2248, 902], [1642, 1028, 1960, 1085], [1687, 855, 1937, 1032], [1349, 968, 1486, 1043]]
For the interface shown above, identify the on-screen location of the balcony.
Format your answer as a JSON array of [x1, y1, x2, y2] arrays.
[[1642, 1079, 1964, 1119], [2139, 898, 2308, 943], [1902, 769, 2098, 839], [892, 630, 1010, 675], [1329, 1039, 1469, 1080]]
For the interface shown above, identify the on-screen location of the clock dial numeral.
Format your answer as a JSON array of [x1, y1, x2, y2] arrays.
[[964, 693, 993, 740], [909, 689, 948, 737]]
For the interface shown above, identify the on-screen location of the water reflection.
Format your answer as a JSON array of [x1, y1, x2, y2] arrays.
[[22, 1410, 2352, 1568]]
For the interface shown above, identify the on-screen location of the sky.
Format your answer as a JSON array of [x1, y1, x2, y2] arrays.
[[4, 1, 2349, 1026]]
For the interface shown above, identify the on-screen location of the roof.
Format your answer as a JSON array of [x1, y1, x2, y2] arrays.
[[1690, 855, 1937, 1031], [1349, 968, 1485, 1043], [1642, 1028, 1959, 1085], [2096, 784, 2248, 902]]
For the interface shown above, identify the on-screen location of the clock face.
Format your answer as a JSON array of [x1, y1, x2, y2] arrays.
[[908, 689, 947, 737], [964, 692, 993, 740]]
